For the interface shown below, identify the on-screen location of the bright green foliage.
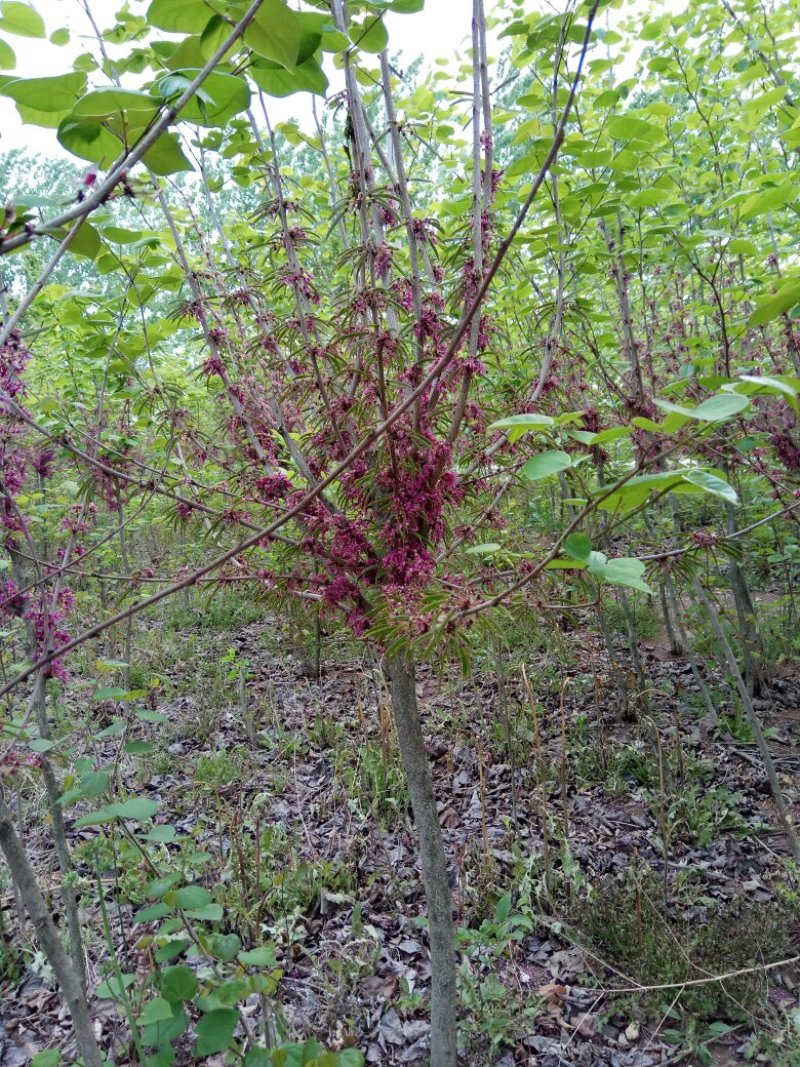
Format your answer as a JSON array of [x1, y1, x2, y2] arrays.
[[0, 0, 799, 1061]]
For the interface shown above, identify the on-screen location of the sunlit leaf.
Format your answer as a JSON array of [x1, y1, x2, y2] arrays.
[[522, 450, 572, 480], [0, 1, 45, 37]]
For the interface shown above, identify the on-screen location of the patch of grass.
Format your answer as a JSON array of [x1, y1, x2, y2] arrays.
[[193, 745, 253, 788], [605, 596, 662, 641], [654, 784, 756, 847], [742, 1016, 800, 1067], [457, 891, 540, 1061], [225, 816, 356, 936], [568, 867, 800, 1023], [161, 590, 264, 634], [573, 736, 716, 799], [0, 882, 25, 983], [339, 740, 408, 827]]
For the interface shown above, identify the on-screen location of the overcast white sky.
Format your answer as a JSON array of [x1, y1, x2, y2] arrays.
[[0, 0, 661, 159]]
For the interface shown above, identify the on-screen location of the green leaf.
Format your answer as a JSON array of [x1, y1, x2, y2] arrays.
[[726, 374, 799, 412], [15, 100, 72, 128], [522, 450, 572, 480], [154, 70, 250, 127], [487, 412, 554, 444], [143, 131, 194, 175], [198, 978, 248, 1011], [464, 542, 501, 555], [72, 88, 158, 120], [138, 997, 175, 1026], [31, 1052, 60, 1067], [249, 56, 328, 98], [238, 945, 278, 967], [0, 2, 45, 37], [155, 939, 190, 963], [160, 964, 198, 1004], [628, 188, 673, 208], [146, 824, 177, 843], [0, 37, 16, 68], [75, 797, 158, 826], [350, 14, 388, 53], [740, 182, 795, 220], [639, 19, 663, 40], [589, 426, 632, 445], [134, 902, 173, 924], [94, 687, 128, 700], [140, 1003, 187, 1049], [1, 72, 86, 111], [589, 556, 653, 595], [563, 533, 591, 562], [124, 740, 155, 756], [57, 116, 121, 163], [102, 226, 149, 244], [59, 771, 109, 805], [606, 114, 661, 141], [654, 393, 749, 423], [692, 394, 750, 421], [243, 1051, 270, 1067], [209, 933, 241, 961], [738, 374, 797, 397], [728, 238, 757, 255], [171, 885, 212, 909], [185, 902, 223, 921], [245, 0, 321, 68], [135, 708, 168, 723], [748, 281, 800, 328], [194, 1009, 239, 1055], [44, 220, 101, 261], [95, 719, 127, 738], [494, 891, 512, 923], [681, 469, 738, 504], [337, 1052, 365, 1067], [96, 973, 136, 999], [28, 737, 55, 752], [569, 430, 596, 445], [105, 798, 159, 821], [631, 416, 667, 433], [49, 26, 68, 45], [146, 0, 215, 32], [147, 873, 181, 899]]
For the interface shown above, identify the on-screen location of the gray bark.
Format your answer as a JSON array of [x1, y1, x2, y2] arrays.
[[0, 788, 102, 1067], [385, 654, 458, 1067], [692, 579, 800, 863]]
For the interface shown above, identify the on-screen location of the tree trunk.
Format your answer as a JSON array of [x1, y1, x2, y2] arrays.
[[30, 672, 88, 995], [0, 788, 103, 1067], [692, 579, 800, 863], [384, 653, 458, 1067]]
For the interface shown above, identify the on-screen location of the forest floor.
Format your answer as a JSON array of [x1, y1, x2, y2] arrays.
[[1, 599, 799, 1066]]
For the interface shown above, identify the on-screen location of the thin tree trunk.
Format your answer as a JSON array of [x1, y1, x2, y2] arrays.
[[692, 579, 800, 863], [30, 672, 88, 995], [725, 502, 763, 695], [618, 590, 650, 714], [664, 571, 718, 726], [658, 580, 682, 655], [0, 789, 102, 1067], [12, 545, 87, 996], [384, 654, 457, 1067]]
